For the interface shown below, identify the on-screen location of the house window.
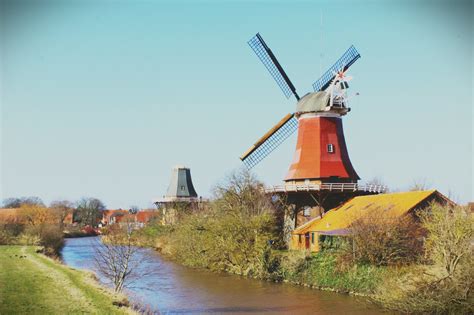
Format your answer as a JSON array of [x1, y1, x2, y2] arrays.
[[311, 232, 315, 244], [327, 144, 334, 153], [298, 235, 302, 243]]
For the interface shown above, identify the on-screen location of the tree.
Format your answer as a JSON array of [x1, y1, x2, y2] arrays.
[[94, 221, 141, 292], [418, 203, 473, 277], [365, 177, 389, 191], [49, 200, 74, 228], [18, 204, 56, 226], [169, 169, 278, 276], [17, 203, 64, 256], [409, 178, 431, 191], [2, 196, 44, 208], [75, 197, 106, 227], [213, 168, 274, 217]]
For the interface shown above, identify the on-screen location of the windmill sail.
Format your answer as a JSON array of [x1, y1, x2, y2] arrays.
[[248, 33, 300, 100], [312, 45, 360, 92], [240, 113, 298, 168]]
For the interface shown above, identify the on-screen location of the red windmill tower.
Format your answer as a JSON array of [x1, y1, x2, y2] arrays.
[[240, 33, 385, 224]]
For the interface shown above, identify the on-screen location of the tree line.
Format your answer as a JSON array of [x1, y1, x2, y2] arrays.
[[2, 196, 107, 227], [0, 196, 109, 256]]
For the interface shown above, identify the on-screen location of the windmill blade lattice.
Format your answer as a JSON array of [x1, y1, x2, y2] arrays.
[[312, 45, 360, 92], [241, 114, 298, 168], [248, 34, 299, 100]]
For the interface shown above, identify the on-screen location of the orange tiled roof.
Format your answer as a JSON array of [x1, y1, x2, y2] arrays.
[[136, 211, 159, 223]]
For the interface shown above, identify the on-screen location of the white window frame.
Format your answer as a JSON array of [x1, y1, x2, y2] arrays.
[[327, 144, 334, 153]]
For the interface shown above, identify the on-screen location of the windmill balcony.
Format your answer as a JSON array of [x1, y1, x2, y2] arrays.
[[265, 183, 387, 194]]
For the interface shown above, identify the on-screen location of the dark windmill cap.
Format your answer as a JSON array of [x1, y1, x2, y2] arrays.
[[165, 165, 198, 198]]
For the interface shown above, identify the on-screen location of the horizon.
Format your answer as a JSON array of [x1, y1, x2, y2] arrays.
[[1, 0, 472, 209]]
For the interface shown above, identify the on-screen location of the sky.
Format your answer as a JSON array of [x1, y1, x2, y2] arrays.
[[1, 0, 472, 209]]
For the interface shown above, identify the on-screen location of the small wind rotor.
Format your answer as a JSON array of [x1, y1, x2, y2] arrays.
[[312, 45, 360, 92], [240, 34, 361, 169]]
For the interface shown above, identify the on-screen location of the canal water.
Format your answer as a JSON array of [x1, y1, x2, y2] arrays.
[[62, 237, 387, 314]]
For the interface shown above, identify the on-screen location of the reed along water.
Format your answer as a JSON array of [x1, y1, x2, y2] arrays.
[[62, 237, 387, 314]]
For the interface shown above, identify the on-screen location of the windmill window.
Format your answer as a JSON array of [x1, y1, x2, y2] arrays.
[[327, 144, 335, 153], [180, 185, 185, 191]]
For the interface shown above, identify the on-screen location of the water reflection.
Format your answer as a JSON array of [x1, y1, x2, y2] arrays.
[[62, 237, 386, 315]]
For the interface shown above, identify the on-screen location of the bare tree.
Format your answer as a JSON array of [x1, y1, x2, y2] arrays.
[[365, 177, 389, 191], [49, 200, 74, 228], [2, 196, 44, 208], [409, 178, 431, 191], [94, 221, 141, 292], [76, 197, 106, 227]]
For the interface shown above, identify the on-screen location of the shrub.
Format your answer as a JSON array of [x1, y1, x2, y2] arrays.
[[419, 204, 473, 275], [0, 223, 24, 245], [39, 225, 65, 256], [265, 250, 389, 294], [163, 169, 278, 277], [346, 210, 423, 266], [376, 204, 474, 314]]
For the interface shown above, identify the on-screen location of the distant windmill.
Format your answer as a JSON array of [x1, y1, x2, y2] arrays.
[[240, 33, 361, 185]]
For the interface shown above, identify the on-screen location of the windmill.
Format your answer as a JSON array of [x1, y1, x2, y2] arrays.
[[241, 33, 361, 186]]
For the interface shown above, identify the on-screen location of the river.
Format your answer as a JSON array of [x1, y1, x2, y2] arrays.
[[62, 237, 387, 314]]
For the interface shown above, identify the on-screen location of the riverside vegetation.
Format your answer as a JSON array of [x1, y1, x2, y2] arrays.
[[115, 170, 473, 314]]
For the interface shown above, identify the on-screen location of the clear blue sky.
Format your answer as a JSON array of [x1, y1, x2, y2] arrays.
[[1, 0, 472, 208]]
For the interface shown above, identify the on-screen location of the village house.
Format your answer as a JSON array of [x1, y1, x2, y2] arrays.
[[290, 190, 454, 252], [100, 209, 160, 228]]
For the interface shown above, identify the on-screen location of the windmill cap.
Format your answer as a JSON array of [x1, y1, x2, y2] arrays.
[[173, 165, 189, 170], [295, 91, 330, 114], [165, 166, 198, 198]]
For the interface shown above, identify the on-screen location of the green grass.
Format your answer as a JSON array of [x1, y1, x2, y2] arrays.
[[271, 251, 397, 295], [0, 245, 135, 314]]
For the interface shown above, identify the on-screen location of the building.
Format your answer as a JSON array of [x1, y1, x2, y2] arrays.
[[239, 37, 386, 235], [101, 210, 129, 226], [290, 190, 454, 252], [100, 209, 160, 228], [154, 165, 206, 224]]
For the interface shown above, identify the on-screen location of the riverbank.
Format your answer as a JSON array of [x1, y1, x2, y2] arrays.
[[135, 230, 397, 296], [62, 236, 387, 314], [0, 245, 135, 314], [122, 204, 472, 314]]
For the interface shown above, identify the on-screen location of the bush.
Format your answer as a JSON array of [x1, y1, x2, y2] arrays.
[[264, 250, 390, 294], [376, 204, 474, 314], [346, 210, 423, 266], [39, 225, 65, 256], [157, 169, 279, 277], [0, 223, 24, 245]]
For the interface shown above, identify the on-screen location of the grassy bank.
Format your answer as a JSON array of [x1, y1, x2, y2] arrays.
[[266, 250, 398, 295], [0, 246, 135, 314]]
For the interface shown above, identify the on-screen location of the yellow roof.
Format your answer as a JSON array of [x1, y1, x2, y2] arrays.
[[293, 190, 437, 235]]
